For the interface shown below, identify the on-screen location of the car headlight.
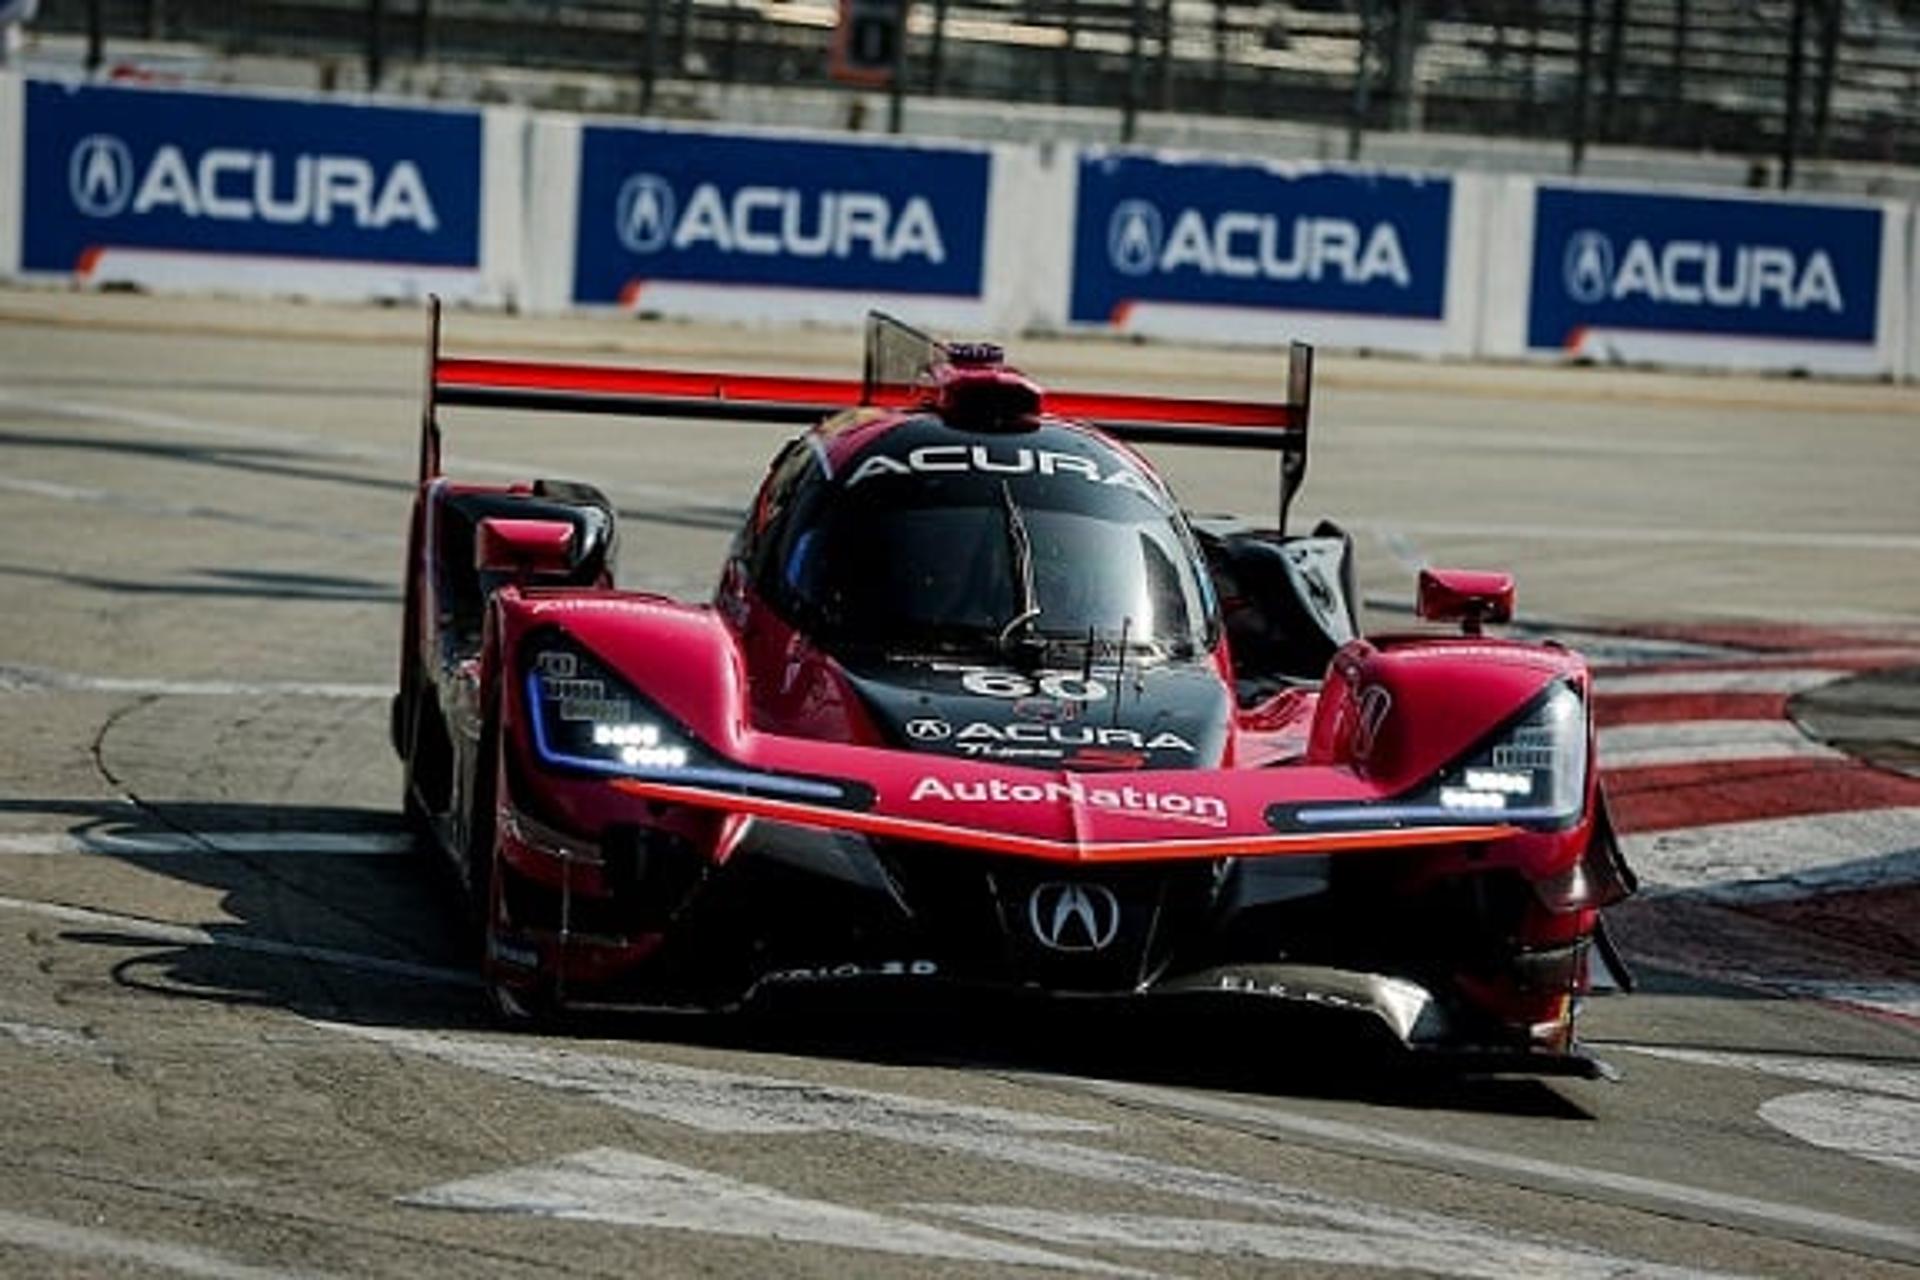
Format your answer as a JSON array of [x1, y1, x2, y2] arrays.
[[1278, 682, 1588, 832], [519, 635, 867, 808], [1422, 681, 1587, 825], [523, 639, 711, 778]]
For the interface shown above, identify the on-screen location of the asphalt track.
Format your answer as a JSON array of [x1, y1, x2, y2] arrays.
[[0, 289, 1917, 1279]]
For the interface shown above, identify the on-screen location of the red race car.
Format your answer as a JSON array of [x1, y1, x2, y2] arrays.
[[395, 307, 1636, 1075]]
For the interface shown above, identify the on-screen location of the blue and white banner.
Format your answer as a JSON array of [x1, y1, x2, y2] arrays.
[[1069, 153, 1453, 330], [570, 124, 991, 309], [1527, 185, 1883, 350], [19, 79, 492, 296]]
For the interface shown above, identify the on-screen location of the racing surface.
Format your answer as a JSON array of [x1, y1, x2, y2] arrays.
[[1, 289, 1917, 1278]]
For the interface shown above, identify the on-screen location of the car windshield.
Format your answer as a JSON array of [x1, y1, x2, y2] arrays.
[[782, 444, 1212, 657]]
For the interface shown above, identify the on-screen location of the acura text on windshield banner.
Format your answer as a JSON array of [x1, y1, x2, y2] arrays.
[[1527, 186, 1882, 349], [23, 80, 483, 273], [572, 126, 990, 303], [1070, 153, 1451, 324]]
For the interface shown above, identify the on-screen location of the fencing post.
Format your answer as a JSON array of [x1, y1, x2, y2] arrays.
[[642, 0, 664, 112], [1349, 0, 1374, 160], [1781, 0, 1806, 188], [367, 0, 386, 88], [1570, 0, 1593, 172], [1123, 0, 1145, 141]]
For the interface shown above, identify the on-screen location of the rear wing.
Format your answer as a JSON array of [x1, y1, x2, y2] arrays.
[[422, 301, 1316, 528]]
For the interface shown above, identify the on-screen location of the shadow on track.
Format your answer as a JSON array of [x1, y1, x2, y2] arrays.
[[0, 795, 1605, 1119]]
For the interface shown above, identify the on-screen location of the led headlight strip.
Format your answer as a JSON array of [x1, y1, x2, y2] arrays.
[[1270, 681, 1589, 833], [521, 642, 863, 808]]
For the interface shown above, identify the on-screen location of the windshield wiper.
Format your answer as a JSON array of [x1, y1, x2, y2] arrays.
[[995, 480, 1044, 665]]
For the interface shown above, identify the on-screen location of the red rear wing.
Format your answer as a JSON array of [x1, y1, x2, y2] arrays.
[[422, 302, 1315, 527]]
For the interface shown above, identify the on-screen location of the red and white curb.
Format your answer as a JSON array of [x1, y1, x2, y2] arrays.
[[1589, 624, 1920, 1023]]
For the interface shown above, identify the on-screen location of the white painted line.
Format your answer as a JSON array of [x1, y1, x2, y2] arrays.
[[1621, 807, 1920, 896], [323, 1022, 1107, 1137], [0, 1206, 324, 1279], [1598, 720, 1842, 770], [914, 1205, 1725, 1280], [1043, 1075, 1920, 1258], [1596, 668, 1848, 697], [0, 663, 388, 700], [1614, 1045, 1920, 1102], [0, 894, 475, 988], [337, 1023, 1903, 1268], [0, 831, 412, 857], [1759, 1093, 1920, 1176], [404, 1148, 1133, 1274]]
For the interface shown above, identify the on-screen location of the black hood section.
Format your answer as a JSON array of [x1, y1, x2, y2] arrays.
[[840, 654, 1231, 770]]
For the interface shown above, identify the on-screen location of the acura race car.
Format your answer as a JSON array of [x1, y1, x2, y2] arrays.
[[394, 307, 1637, 1074]]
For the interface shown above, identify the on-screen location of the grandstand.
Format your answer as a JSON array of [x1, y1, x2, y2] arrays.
[[34, 0, 1920, 166]]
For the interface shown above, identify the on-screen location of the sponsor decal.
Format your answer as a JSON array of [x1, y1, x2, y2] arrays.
[[763, 959, 940, 983], [909, 775, 1229, 828], [1027, 882, 1122, 952], [845, 444, 1163, 505], [616, 171, 945, 264], [1527, 186, 1881, 347], [1560, 227, 1841, 312], [23, 83, 481, 273], [1105, 198, 1411, 287], [1072, 154, 1451, 323], [905, 717, 954, 742], [951, 722, 1194, 759], [573, 127, 990, 303], [67, 135, 439, 230]]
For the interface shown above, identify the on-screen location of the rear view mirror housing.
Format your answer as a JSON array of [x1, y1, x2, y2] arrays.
[[1417, 568, 1515, 636], [476, 517, 575, 579]]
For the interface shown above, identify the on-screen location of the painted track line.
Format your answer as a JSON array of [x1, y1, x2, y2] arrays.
[[0, 831, 412, 857], [0, 663, 387, 700], [0, 1206, 326, 1279], [0, 894, 476, 988]]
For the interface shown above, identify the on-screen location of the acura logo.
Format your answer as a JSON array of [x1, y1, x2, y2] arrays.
[[1027, 882, 1121, 952], [1106, 199, 1162, 277], [904, 717, 952, 742], [616, 172, 676, 254], [1563, 229, 1614, 305], [69, 134, 134, 219]]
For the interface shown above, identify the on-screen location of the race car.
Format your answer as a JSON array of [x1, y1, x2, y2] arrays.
[[394, 305, 1637, 1074]]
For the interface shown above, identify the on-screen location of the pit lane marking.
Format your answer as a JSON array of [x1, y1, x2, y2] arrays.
[[0, 1206, 325, 1279], [0, 893, 475, 988], [340, 1024, 1835, 1273]]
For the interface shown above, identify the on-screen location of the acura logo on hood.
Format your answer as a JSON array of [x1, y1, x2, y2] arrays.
[[1027, 882, 1122, 952], [904, 717, 952, 742]]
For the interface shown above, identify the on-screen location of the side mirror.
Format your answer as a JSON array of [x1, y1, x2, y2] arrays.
[[1416, 568, 1514, 636], [476, 517, 574, 579]]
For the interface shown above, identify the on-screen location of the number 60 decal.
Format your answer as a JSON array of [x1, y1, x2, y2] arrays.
[[961, 670, 1108, 701]]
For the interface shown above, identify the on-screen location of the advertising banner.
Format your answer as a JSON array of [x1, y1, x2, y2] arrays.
[[1508, 182, 1909, 374], [1066, 150, 1467, 352], [18, 78, 508, 301], [571, 123, 991, 316]]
